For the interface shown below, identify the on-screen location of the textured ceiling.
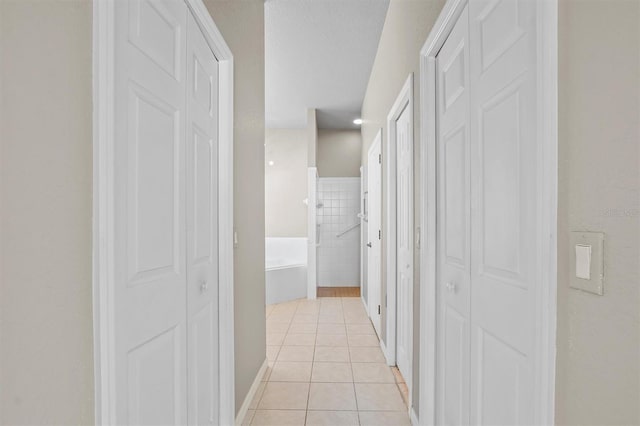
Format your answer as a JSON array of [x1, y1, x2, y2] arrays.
[[265, 0, 389, 129]]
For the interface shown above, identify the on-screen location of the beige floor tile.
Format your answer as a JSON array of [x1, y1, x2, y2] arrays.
[[344, 312, 371, 324], [288, 322, 317, 334], [263, 365, 273, 381], [266, 321, 290, 334], [268, 314, 294, 323], [269, 361, 313, 382], [266, 333, 286, 346], [347, 334, 380, 347], [266, 346, 280, 362], [265, 305, 275, 318], [346, 324, 376, 335], [283, 333, 316, 346], [349, 347, 386, 363], [242, 409, 256, 426], [351, 363, 395, 383], [305, 410, 359, 426], [358, 411, 411, 426], [308, 383, 357, 410], [318, 314, 345, 324], [250, 410, 306, 426], [311, 362, 353, 383], [258, 382, 310, 410], [315, 334, 348, 347], [249, 382, 266, 409], [314, 346, 350, 362], [277, 345, 315, 362], [317, 323, 347, 335], [354, 384, 406, 411], [293, 313, 319, 323]]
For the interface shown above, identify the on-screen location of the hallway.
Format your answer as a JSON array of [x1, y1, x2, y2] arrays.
[[245, 297, 410, 426]]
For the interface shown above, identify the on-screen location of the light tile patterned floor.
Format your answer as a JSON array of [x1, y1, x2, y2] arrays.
[[246, 297, 411, 426]]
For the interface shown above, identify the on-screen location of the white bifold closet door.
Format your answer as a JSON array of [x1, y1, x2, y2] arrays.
[[113, 0, 219, 424], [436, 0, 539, 424]]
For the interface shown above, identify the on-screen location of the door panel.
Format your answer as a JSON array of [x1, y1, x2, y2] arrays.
[[114, 0, 188, 424], [395, 103, 413, 382], [186, 10, 220, 426], [469, 0, 537, 423], [367, 135, 382, 336], [436, 5, 470, 426]]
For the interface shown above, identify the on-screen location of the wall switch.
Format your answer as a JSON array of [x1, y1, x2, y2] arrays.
[[570, 232, 604, 295]]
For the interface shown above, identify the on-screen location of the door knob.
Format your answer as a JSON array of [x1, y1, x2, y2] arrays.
[[367, 242, 372, 248], [200, 280, 208, 293], [445, 282, 457, 293]]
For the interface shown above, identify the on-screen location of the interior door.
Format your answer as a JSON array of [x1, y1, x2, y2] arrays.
[[186, 10, 220, 426], [366, 133, 382, 336], [468, 0, 538, 423], [113, 0, 188, 423], [435, 5, 471, 425], [395, 102, 413, 382]]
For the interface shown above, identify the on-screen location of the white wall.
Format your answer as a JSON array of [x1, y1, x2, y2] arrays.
[[203, 0, 267, 414], [360, 0, 446, 415], [317, 129, 362, 177], [0, 1, 94, 423], [265, 128, 308, 237], [556, 0, 640, 424]]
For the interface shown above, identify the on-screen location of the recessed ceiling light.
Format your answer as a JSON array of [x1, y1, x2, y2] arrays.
[[353, 118, 363, 125], [268, 160, 275, 166]]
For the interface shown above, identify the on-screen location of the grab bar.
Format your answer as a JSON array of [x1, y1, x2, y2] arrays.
[[336, 222, 360, 238]]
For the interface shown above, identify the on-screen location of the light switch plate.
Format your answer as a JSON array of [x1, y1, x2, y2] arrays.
[[569, 232, 604, 295]]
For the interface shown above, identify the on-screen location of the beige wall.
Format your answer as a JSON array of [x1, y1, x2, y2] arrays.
[[265, 128, 308, 237], [360, 0, 446, 415], [0, 1, 94, 424], [556, 0, 640, 424], [0, 0, 266, 422], [317, 129, 363, 177], [203, 0, 266, 414]]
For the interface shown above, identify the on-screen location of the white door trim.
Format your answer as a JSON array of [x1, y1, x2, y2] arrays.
[[385, 74, 414, 385], [417, 0, 558, 424], [307, 167, 318, 299], [92, 1, 235, 424]]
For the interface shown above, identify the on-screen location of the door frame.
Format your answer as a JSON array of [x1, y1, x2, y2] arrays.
[[418, 0, 558, 424], [366, 130, 382, 333], [384, 74, 414, 391], [91, 1, 235, 424]]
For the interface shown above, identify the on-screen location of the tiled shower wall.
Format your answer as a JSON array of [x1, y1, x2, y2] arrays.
[[317, 177, 361, 287]]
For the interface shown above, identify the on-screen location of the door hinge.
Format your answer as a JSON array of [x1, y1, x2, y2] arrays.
[[378, 305, 381, 315], [379, 154, 382, 164], [378, 229, 381, 240]]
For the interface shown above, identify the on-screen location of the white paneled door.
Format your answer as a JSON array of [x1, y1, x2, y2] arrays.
[[113, 1, 220, 424], [186, 10, 219, 426], [436, 5, 471, 425], [435, 0, 540, 424], [395, 103, 413, 383], [366, 132, 382, 336]]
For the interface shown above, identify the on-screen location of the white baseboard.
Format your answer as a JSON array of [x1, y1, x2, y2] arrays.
[[380, 338, 393, 366], [410, 406, 419, 425], [235, 359, 268, 426]]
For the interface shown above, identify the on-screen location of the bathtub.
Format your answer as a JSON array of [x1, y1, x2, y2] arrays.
[[265, 238, 308, 305]]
